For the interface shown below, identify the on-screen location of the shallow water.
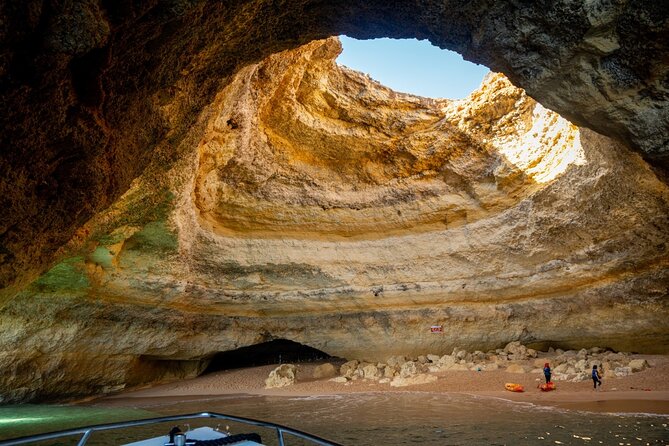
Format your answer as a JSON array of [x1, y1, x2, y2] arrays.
[[1, 393, 668, 445], [0, 405, 153, 442]]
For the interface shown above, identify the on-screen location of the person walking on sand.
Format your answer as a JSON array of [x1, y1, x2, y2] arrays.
[[543, 362, 552, 384], [592, 364, 602, 390]]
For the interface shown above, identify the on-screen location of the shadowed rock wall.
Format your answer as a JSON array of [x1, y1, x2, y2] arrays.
[[0, 38, 667, 402]]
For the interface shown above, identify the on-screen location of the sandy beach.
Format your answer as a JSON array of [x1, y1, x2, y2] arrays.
[[100, 355, 669, 415]]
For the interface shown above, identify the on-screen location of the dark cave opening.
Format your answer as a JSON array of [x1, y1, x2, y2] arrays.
[[203, 339, 336, 374]]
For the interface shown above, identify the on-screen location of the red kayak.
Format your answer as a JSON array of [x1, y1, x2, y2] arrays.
[[539, 381, 556, 392]]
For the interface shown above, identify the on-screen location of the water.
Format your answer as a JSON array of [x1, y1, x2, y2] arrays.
[[0, 405, 153, 442], [1, 393, 667, 445]]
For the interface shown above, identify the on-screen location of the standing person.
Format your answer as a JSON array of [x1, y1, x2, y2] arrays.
[[543, 362, 552, 384], [592, 364, 602, 390]]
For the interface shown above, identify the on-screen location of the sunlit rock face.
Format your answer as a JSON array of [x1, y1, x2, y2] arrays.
[[1, 39, 667, 403], [194, 40, 580, 239]]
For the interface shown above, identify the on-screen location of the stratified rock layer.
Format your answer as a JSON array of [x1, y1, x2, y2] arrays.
[[1, 39, 667, 403]]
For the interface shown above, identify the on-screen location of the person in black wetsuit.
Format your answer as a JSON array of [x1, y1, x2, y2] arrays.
[[592, 364, 602, 390]]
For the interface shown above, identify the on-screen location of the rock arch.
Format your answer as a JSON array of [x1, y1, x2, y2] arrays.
[[1, 0, 667, 293]]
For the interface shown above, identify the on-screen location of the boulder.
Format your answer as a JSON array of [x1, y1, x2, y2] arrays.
[[503, 341, 521, 353], [606, 352, 626, 362], [339, 360, 359, 378], [628, 359, 649, 372], [554, 363, 568, 373], [503, 341, 528, 359], [438, 355, 456, 366], [400, 361, 418, 378], [427, 354, 441, 363], [313, 363, 337, 380], [472, 351, 486, 361], [265, 364, 297, 388], [554, 357, 567, 366], [571, 372, 589, 382], [574, 359, 587, 371], [362, 364, 381, 380], [353, 363, 369, 378], [386, 356, 406, 368]]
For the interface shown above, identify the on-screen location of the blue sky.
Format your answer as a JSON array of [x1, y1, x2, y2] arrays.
[[336, 36, 490, 99]]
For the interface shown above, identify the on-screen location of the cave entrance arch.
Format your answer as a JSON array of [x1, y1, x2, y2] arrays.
[[203, 339, 336, 374]]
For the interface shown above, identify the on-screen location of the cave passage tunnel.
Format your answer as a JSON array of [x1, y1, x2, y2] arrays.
[[203, 339, 337, 374]]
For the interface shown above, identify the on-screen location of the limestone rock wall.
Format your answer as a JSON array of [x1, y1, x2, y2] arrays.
[[1, 0, 668, 299], [0, 39, 667, 402]]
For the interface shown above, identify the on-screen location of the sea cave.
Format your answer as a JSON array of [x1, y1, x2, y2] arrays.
[[0, 0, 667, 417]]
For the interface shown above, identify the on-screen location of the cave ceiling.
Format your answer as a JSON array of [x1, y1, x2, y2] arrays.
[[1, 0, 667, 294]]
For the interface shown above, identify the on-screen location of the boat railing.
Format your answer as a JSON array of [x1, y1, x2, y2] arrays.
[[0, 411, 344, 446]]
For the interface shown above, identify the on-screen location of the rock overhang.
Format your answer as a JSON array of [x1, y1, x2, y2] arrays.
[[1, 0, 668, 295]]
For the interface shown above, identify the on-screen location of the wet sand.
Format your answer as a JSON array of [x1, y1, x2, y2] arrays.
[[100, 355, 669, 415]]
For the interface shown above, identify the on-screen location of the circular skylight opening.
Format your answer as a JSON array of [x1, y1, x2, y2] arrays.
[[336, 36, 489, 99]]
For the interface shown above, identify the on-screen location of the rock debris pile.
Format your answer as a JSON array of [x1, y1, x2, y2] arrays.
[[267, 342, 652, 388]]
